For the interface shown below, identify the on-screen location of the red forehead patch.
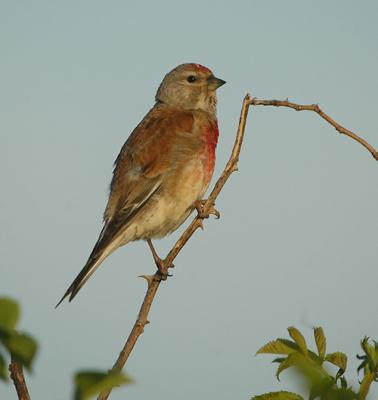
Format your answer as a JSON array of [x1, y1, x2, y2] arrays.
[[192, 63, 211, 73]]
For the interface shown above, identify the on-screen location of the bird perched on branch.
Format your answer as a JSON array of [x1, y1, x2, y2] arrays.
[[57, 63, 226, 306]]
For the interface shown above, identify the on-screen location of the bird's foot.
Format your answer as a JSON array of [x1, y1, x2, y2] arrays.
[[153, 255, 174, 280], [194, 200, 220, 219], [146, 239, 174, 280], [156, 266, 173, 281]]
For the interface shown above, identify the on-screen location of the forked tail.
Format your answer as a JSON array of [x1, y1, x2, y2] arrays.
[[55, 200, 146, 307], [55, 250, 109, 307]]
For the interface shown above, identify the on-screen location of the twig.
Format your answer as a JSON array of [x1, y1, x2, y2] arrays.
[[249, 98, 378, 161], [97, 94, 252, 400], [9, 356, 31, 400]]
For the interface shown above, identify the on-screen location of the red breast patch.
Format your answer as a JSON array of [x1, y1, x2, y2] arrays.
[[202, 120, 219, 185]]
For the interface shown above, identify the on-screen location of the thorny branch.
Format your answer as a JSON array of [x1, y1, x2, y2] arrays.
[[97, 93, 377, 399], [9, 356, 31, 400]]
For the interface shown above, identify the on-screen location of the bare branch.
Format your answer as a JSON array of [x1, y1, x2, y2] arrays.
[[9, 357, 31, 400], [250, 98, 378, 161], [97, 94, 252, 400]]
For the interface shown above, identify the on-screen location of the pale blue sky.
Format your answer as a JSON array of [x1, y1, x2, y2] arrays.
[[1, 1, 378, 399]]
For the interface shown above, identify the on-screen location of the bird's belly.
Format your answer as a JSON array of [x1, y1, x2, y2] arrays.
[[131, 160, 208, 240]]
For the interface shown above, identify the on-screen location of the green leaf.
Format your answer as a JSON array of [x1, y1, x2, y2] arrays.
[[307, 349, 323, 365], [256, 340, 298, 356], [251, 391, 304, 400], [287, 327, 307, 355], [276, 352, 306, 380], [0, 298, 20, 332], [0, 352, 8, 381], [357, 357, 367, 374], [272, 357, 286, 364], [309, 383, 358, 400], [277, 339, 302, 352], [340, 376, 347, 389], [3, 332, 38, 370], [325, 352, 347, 372], [333, 388, 358, 400], [313, 327, 326, 359], [308, 375, 335, 400], [360, 337, 378, 370], [74, 370, 132, 400]]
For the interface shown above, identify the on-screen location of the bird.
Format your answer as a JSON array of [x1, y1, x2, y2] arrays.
[[56, 63, 226, 306]]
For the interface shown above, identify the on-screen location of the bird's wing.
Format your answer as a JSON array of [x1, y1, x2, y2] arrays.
[[102, 107, 220, 248], [93, 107, 197, 257], [56, 107, 197, 305]]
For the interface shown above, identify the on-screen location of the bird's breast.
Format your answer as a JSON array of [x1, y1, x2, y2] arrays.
[[200, 119, 219, 186], [134, 159, 207, 239]]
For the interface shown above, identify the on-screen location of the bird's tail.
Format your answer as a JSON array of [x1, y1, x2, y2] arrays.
[[56, 210, 139, 307], [55, 241, 115, 308]]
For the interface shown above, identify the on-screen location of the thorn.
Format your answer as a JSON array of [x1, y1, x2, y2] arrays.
[[194, 199, 220, 220], [208, 204, 220, 219], [138, 274, 154, 285], [197, 219, 204, 230], [145, 320, 150, 325]]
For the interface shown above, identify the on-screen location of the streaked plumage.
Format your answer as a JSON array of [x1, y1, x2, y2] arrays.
[[57, 63, 225, 306]]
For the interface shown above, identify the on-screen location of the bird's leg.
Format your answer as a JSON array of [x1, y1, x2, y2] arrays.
[[194, 199, 220, 219], [146, 239, 164, 269], [146, 239, 173, 280]]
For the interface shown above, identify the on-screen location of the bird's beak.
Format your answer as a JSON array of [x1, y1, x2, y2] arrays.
[[208, 76, 226, 90]]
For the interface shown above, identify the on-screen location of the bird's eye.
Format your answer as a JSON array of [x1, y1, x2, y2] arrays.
[[187, 75, 197, 83]]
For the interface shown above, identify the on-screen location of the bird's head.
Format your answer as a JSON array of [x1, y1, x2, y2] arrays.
[[155, 63, 226, 114]]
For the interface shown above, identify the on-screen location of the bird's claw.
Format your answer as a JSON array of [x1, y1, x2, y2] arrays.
[[156, 268, 173, 281], [152, 255, 174, 281], [194, 200, 220, 219]]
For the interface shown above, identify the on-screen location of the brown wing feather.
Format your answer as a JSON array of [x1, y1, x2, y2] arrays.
[[104, 105, 195, 222], [56, 105, 198, 306], [87, 106, 197, 262]]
